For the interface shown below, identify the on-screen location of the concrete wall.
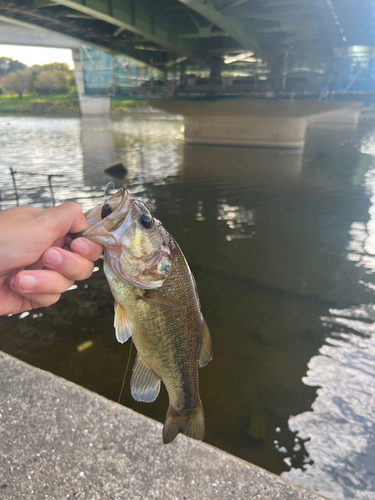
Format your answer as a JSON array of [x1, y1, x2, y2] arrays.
[[0, 351, 326, 500]]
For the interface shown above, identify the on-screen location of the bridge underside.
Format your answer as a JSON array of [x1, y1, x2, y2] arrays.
[[1, 0, 373, 73], [0, 1, 370, 146], [0, 18, 79, 48]]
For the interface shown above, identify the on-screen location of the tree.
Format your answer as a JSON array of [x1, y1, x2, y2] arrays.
[[26, 65, 44, 93], [3, 69, 31, 98], [0, 57, 26, 77], [34, 69, 70, 95], [42, 62, 71, 72]]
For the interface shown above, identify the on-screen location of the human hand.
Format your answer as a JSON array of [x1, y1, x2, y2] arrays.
[[0, 203, 103, 315]]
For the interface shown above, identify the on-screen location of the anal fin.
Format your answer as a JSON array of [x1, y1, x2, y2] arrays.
[[114, 302, 133, 344], [131, 355, 161, 403], [199, 319, 213, 368]]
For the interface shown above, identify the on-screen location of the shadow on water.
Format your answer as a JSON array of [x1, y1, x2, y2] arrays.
[[2, 116, 375, 497]]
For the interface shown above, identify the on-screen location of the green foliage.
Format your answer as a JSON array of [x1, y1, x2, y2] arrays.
[[34, 70, 70, 95], [28, 99, 55, 113], [42, 62, 72, 72], [0, 94, 80, 113], [53, 94, 80, 110], [110, 98, 144, 112], [26, 65, 44, 90], [3, 70, 31, 98], [68, 74, 76, 87], [1, 59, 75, 97]]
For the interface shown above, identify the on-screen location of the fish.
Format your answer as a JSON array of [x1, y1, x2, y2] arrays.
[[83, 188, 213, 444]]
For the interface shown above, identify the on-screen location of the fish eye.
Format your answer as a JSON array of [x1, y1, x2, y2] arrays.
[[101, 203, 112, 219], [140, 213, 153, 229]]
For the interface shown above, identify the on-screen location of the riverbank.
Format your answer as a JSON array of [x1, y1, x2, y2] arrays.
[[0, 94, 144, 115], [0, 350, 325, 500]]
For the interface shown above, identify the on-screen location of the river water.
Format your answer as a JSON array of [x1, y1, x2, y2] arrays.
[[1, 115, 375, 499]]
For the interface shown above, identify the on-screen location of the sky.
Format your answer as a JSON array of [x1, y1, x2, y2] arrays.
[[0, 44, 74, 68]]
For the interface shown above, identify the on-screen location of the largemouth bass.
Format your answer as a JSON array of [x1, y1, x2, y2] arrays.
[[83, 188, 213, 444]]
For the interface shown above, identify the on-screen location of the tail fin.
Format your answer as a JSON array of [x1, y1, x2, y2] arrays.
[[163, 400, 205, 444]]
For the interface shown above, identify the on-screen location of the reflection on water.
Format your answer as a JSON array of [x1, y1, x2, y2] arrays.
[[81, 117, 183, 188], [1, 116, 375, 499], [284, 305, 375, 500]]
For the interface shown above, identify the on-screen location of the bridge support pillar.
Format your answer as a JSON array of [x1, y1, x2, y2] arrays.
[[308, 107, 361, 124], [148, 98, 361, 148], [184, 115, 306, 148], [72, 48, 110, 116]]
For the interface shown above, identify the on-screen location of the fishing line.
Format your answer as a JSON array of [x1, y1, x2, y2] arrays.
[[103, 182, 115, 202], [115, 339, 133, 418]]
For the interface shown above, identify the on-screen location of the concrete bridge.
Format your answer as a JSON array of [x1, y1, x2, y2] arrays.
[[0, 1, 373, 142], [1, 0, 374, 71]]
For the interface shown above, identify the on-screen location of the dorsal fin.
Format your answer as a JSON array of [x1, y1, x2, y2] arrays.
[[131, 355, 161, 403], [114, 302, 133, 344], [199, 319, 213, 368]]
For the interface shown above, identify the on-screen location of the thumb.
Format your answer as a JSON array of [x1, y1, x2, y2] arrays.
[[44, 202, 89, 239]]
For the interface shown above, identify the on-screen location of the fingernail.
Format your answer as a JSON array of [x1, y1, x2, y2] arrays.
[[44, 248, 63, 267], [73, 238, 89, 255], [19, 275, 38, 292]]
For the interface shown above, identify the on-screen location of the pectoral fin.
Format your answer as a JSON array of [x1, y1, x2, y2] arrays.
[[114, 302, 133, 344], [142, 290, 184, 310], [199, 319, 213, 368], [131, 355, 161, 403]]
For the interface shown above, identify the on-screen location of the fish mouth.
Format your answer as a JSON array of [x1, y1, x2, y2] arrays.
[[82, 188, 133, 246]]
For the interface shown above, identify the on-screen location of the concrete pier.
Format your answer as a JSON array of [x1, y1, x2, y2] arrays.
[[0, 351, 326, 500], [308, 107, 362, 124], [72, 48, 111, 116], [148, 98, 361, 148]]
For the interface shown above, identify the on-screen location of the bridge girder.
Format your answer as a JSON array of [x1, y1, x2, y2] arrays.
[[0, 0, 372, 72], [177, 0, 262, 56], [47, 0, 198, 59], [0, 0, 205, 67]]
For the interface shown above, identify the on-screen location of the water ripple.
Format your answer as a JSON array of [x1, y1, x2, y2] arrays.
[[283, 305, 375, 500]]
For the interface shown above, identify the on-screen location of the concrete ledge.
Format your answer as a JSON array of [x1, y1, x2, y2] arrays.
[[0, 351, 326, 500]]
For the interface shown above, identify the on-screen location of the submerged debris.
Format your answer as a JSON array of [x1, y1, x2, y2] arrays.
[[104, 162, 127, 178]]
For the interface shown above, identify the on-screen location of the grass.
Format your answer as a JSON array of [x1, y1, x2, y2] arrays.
[[110, 97, 144, 113], [0, 93, 145, 114], [0, 93, 80, 113]]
